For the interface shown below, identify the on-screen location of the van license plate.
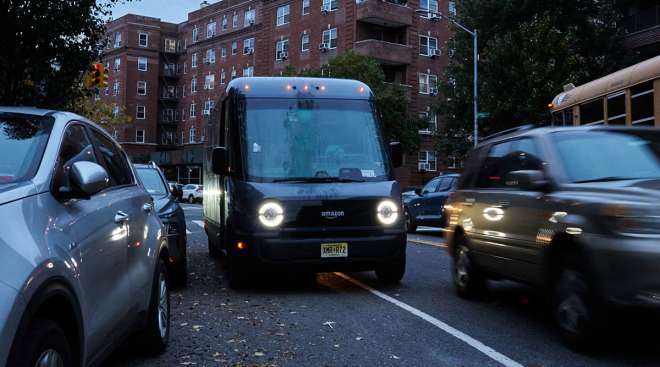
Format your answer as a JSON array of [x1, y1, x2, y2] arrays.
[[321, 243, 348, 258]]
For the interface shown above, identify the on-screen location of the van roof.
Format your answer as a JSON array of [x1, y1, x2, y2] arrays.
[[226, 77, 373, 99]]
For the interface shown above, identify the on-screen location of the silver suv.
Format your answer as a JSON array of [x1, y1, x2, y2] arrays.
[[444, 126, 660, 349], [0, 108, 170, 367]]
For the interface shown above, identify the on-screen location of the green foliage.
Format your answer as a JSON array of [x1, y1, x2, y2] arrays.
[[66, 94, 132, 126], [435, 0, 635, 162], [296, 51, 424, 151], [0, 0, 131, 108]]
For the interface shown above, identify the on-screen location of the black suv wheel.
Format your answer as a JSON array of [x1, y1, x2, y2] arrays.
[[452, 243, 487, 299], [554, 267, 598, 350], [405, 209, 417, 233]]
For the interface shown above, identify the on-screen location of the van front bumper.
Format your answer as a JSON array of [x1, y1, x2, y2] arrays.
[[229, 228, 406, 273]]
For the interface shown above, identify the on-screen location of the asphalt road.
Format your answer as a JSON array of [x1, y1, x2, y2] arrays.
[[105, 205, 660, 367]]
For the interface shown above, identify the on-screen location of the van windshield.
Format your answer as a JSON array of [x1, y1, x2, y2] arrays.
[[241, 98, 390, 182]]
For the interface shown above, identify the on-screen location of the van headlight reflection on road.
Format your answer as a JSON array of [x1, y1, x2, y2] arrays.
[[258, 202, 284, 228], [483, 207, 505, 222], [377, 200, 399, 225]]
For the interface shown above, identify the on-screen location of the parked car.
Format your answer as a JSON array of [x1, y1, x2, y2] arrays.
[[0, 108, 170, 367], [404, 173, 459, 232], [444, 125, 660, 349], [168, 181, 184, 201], [136, 164, 188, 286], [181, 184, 203, 203]]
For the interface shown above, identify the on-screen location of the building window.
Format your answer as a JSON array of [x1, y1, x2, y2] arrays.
[[448, 0, 457, 16], [244, 8, 256, 26], [276, 38, 289, 60], [301, 32, 310, 52], [137, 57, 148, 71], [136, 105, 146, 119], [277, 5, 290, 26], [205, 49, 216, 64], [191, 53, 198, 68], [243, 37, 255, 54], [113, 81, 120, 96], [232, 13, 239, 28], [231, 66, 237, 79], [220, 69, 226, 84], [420, 0, 439, 18], [322, 28, 338, 49], [138, 32, 148, 47], [243, 66, 254, 77], [203, 100, 214, 116], [113, 57, 121, 72], [114, 31, 122, 48], [191, 78, 197, 93], [192, 26, 199, 43], [419, 35, 439, 56], [190, 103, 196, 118], [207, 21, 216, 38], [222, 15, 228, 30], [418, 73, 438, 94], [204, 74, 215, 90], [418, 151, 437, 172], [302, 0, 310, 15], [231, 41, 238, 55], [112, 130, 119, 140], [136, 130, 145, 143], [112, 104, 119, 117], [322, 0, 338, 12], [189, 127, 196, 143], [137, 81, 147, 95], [418, 111, 438, 134], [221, 46, 227, 58], [165, 38, 177, 52]]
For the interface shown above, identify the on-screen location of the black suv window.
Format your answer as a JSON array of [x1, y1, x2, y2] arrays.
[[53, 124, 98, 194], [437, 177, 454, 191], [476, 138, 543, 189], [90, 129, 133, 186], [422, 178, 440, 194]]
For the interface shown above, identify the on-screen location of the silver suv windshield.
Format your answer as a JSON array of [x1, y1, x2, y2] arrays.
[[240, 98, 390, 183], [553, 130, 660, 183], [0, 115, 53, 185]]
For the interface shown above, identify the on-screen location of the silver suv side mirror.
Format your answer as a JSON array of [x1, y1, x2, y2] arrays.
[[70, 161, 110, 197]]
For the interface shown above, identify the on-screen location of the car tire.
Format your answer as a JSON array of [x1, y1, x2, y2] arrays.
[[208, 238, 221, 258], [8, 319, 74, 367], [188, 195, 194, 204], [375, 253, 406, 284], [135, 258, 170, 355], [554, 267, 598, 351], [405, 209, 417, 233], [452, 243, 487, 299]]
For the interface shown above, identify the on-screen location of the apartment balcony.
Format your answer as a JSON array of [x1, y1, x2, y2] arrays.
[[160, 68, 180, 79], [356, 0, 413, 28], [353, 39, 412, 65]]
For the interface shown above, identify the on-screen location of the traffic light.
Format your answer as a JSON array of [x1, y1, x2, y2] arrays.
[[100, 64, 109, 88], [84, 63, 105, 89]]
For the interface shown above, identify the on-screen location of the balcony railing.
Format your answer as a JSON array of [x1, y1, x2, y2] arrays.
[[356, 0, 413, 27], [354, 39, 412, 65]]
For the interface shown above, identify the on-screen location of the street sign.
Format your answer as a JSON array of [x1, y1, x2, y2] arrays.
[[477, 112, 490, 118]]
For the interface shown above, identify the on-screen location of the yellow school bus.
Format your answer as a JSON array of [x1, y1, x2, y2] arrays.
[[550, 55, 660, 127]]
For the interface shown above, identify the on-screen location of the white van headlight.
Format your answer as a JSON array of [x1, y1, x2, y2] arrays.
[[258, 202, 284, 227], [377, 200, 399, 225]]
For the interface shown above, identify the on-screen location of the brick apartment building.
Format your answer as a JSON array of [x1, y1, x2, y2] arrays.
[[99, 0, 458, 187]]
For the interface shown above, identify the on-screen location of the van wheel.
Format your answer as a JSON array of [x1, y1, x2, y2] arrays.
[[554, 268, 598, 350], [8, 319, 74, 367], [453, 244, 487, 299], [135, 259, 170, 355], [375, 253, 406, 284], [405, 209, 417, 233]]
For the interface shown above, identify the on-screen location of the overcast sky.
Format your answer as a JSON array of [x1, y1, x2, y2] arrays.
[[111, 0, 206, 23]]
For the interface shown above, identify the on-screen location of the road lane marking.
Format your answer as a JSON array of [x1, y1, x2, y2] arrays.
[[408, 239, 447, 248], [334, 272, 524, 367], [193, 220, 205, 229], [182, 206, 203, 210]]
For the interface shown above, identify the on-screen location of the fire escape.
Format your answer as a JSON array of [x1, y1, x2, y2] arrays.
[[158, 44, 182, 152]]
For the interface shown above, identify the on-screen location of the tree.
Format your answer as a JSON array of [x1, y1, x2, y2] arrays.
[[0, 0, 130, 108], [290, 51, 425, 151], [66, 95, 132, 125], [435, 0, 634, 163]]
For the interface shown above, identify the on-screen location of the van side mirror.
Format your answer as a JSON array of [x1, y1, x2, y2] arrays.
[[389, 142, 403, 168], [211, 147, 229, 175], [505, 170, 549, 191]]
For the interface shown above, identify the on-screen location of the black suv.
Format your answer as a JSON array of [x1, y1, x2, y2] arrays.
[[404, 173, 459, 232], [135, 163, 188, 286], [444, 126, 660, 349]]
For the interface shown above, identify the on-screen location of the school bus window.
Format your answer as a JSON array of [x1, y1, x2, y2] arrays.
[[607, 91, 626, 125], [631, 81, 655, 126], [580, 99, 604, 125]]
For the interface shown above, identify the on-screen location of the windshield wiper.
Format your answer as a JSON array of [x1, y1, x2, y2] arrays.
[[573, 176, 634, 184], [272, 176, 366, 183]]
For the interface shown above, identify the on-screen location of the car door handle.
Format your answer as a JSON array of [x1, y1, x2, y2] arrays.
[[495, 201, 511, 209], [142, 203, 153, 213], [114, 211, 130, 224]]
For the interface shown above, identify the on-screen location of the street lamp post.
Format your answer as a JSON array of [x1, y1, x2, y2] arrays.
[[415, 10, 479, 146]]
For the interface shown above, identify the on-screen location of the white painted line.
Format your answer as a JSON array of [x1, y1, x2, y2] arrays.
[[186, 229, 192, 234], [417, 226, 445, 231], [183, 206, 203, 210], [334, 273, 524, 367], [193, 220, 205, 229], [408, 239, 447, 248]]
